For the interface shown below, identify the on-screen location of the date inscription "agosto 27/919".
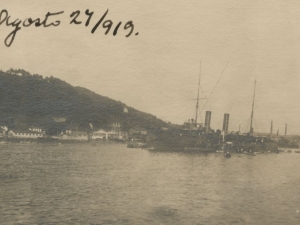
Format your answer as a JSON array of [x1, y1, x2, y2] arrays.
[[0, 9, 139, 47]]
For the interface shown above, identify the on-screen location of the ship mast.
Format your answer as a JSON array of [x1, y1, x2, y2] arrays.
[[250, 79, 256, 135], [195, 62, 201, 126]]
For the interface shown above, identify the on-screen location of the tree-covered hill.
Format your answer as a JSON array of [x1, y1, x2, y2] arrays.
[[0, 69, 169, 134]]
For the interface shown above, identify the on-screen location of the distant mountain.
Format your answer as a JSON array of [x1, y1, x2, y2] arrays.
[[0, 69, 169, 134]]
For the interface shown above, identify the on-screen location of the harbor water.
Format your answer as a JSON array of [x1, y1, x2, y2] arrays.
[[0, 143, 300, 225]]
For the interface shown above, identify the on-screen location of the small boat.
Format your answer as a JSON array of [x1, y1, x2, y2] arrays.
[[224, 152, 231, 158], [244, 152, 256, 156], [287, 150, 292, 153], [295, 150, 300, 153], [127, 139, 147, 148]]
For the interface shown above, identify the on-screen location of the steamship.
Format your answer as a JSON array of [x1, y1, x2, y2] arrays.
[[223, 80, 278, 153], [147, 111, 221, 152], [147, 63, 221, 152], [147, 68, 278, 153]]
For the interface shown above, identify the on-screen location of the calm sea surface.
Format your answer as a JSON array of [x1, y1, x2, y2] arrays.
[[0, 142, 300, 225]]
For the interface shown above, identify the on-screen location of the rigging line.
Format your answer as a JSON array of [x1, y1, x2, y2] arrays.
[[242, 115, 252, 133], [244, 121, 250, 133], [195, 61, 201, 124], [199, 58, 230, 115], [199, 115, 203, 123], [253, 118, 261, 133], [200, 86, 207, 98]]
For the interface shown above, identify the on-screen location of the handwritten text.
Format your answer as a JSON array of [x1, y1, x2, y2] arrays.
[[0, 9, 139, 47]]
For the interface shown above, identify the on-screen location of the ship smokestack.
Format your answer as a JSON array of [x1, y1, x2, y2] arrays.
[[270, 120, 273, 137], [222, 113, 230, 134], [285, 123, 287, 136], [205, 111, 212, 132]]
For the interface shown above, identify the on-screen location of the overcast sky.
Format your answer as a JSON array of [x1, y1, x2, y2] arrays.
[[1, 0, 300, 134]]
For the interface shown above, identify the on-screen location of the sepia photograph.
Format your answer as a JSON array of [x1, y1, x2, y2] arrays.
[[1, 0, 300, 224]]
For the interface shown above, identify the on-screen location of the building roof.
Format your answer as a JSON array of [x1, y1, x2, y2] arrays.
[[9, 129, 42, 134]]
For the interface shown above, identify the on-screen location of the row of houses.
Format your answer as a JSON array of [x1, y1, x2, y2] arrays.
[[0, 126, 45, 139], [0, 126, 133, 141]]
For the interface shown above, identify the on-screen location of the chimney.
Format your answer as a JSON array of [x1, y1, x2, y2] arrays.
[[222, 113, 230, 134], [205, 111, 212, 132]]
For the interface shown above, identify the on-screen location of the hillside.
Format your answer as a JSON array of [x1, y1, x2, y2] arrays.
[[0, 69, 169, 134]]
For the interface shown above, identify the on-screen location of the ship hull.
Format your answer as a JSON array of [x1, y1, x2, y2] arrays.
[[224, 135, 279, 153], [147, 129, 220, 152]]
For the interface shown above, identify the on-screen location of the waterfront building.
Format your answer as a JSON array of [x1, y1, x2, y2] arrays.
[[8, 129, 43, 139]]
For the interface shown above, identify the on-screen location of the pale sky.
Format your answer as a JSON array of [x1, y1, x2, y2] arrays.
[[1, 0, 300, 134]]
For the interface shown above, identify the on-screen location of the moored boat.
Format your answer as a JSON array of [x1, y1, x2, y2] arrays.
[[223, 80, 278, 153], [147, 70, 278, 153], [224, 151, 231, 158], [147, 63, 221, 152], [244, 152, 256, 156], [127, 139, 147, 148], [147, 128, 220, 152]]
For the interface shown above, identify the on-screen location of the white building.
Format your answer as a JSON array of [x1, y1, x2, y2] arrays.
[[91, 129, 115, 140], [8, 130, 43, 139]]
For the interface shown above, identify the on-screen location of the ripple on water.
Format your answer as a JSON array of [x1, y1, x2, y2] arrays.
[[1, 144, 300, 224]]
